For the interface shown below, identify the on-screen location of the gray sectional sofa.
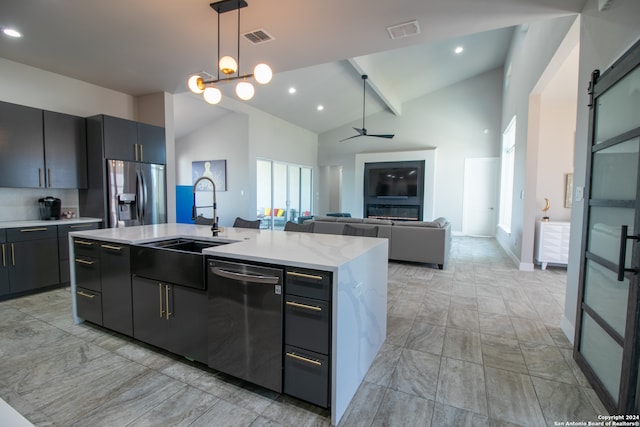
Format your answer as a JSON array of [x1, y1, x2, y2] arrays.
[[306, 216, 451, 269]]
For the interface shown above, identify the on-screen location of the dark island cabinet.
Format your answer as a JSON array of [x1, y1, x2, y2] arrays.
[[43, 111, 88, 189], [7, 226, 60, 294], [0, 101, 45, 188], [132, 276, 207, 363], [100, 242, 132, 336], [283, 267, 332, 408], [58, 223, 99, 284], [97, 115, 165, 164], [0, 230, 9, 297]]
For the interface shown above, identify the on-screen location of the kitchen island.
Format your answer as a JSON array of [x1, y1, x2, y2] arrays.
[[69, 223, 388, 426]]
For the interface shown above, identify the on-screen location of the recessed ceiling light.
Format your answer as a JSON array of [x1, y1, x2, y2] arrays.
[[288, 87, 296, 94], [2, 28, 22, 38], [317, 105, 324, 111], [454, 46, 464, 54]]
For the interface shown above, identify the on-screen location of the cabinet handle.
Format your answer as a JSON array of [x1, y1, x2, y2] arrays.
[[20, 227, 47, 233], [11, 243, 15, 266], [48, 168, 52, 188], [75, 240, 94, 246], [286, 271, 324, 281], [77, 290, 95, 299], [100, 244, 122, 251], [38, 168, 43, 188], [285, 300, 322, 312], [165, 284, 171, 319], [139, 144, 144, 162], [1, 244, 5, 267], [159, 283, 164, 318], [286, 352, 322, 366], [75, 258, 95, 265], [134, 143, 139, 161]]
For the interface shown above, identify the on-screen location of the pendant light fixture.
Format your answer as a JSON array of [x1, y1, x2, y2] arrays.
[[187, 0, 272, 104]]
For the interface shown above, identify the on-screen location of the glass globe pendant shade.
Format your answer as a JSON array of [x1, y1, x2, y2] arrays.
[[219, 56, 238, 75], [203, 87, 222, 104], [235, 81, 255, 100], [253, 63, 273, 84], [187, 75, 205, 94]]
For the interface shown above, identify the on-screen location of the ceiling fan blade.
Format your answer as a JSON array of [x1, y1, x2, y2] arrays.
[[339, 134, 362, 142], [370, 134, 395, 139]]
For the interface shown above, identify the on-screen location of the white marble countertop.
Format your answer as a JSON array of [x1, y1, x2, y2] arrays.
[[0, 217, 102, 229], [69, 223, 387, 270]]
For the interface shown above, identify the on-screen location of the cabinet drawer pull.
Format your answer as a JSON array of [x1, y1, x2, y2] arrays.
[[159, 283, 164, 318], [11, 243, 15, 266], [20, 227, 48, 232], [75, 240, 94, 246], [75, 258, 95, 265], [286, 271, 324, 281], [1, 244, 5, 267], [286, 352, 322, 366], [100, 244, 122, 251], [77, 290, 95, 299], [286, 301, 322, 312]]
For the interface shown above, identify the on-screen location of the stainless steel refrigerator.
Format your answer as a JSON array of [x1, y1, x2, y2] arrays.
[[107, 160, 166, 227]]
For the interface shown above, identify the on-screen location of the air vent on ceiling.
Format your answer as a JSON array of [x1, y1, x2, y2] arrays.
[[243, 29, 274, 45], [386, 20, 420, 40]]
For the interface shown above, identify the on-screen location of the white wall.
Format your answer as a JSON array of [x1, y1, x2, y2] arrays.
[[317, 68, 503, 230], [562, 0, 640, 342], [497, 15, 578, 267], [174, 93, 318, 226]]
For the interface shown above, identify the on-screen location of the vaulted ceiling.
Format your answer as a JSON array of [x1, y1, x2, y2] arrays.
[[0, 0, 586, 135]]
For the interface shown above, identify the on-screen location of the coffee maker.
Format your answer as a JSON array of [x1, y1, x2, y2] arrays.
[[39, 197, 62, 220]]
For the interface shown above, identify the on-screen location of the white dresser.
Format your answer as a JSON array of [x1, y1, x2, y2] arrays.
[[535, 220, 571, 270]]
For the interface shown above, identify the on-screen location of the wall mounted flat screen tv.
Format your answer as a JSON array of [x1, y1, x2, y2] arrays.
[[367, 167, 419, 197]]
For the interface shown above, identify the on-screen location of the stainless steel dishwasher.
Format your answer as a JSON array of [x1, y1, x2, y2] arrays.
[[207, 259, 284, 392]]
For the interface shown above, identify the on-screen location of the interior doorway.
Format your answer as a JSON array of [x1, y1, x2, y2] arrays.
[[462, 157, 499, 236]]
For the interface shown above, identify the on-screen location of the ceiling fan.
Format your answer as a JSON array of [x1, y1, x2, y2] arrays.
[[340, 74, 395, 142]]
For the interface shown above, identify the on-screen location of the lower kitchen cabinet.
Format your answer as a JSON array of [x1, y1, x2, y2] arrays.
[[283, 267, 332, 408], [132, 276, 207, 363], [100, 242, 132, 336], [59, 222, 99, 284], [0, 230, 9, 296], [7, 226, 59, 294], [76, 288, 102, 325]]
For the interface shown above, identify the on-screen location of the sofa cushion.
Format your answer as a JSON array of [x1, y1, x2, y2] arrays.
[[337, 217, 364, 224], [363, 218, 393, 225], [394, 219, 445, 228], [312, 215, 338, 222]]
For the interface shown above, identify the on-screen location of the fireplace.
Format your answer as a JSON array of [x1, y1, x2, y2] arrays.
[[367, 204, 421, 221]]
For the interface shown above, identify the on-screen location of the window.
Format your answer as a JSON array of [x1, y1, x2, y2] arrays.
[[499, 116, 516, 232], [256, 159, 313, 229]]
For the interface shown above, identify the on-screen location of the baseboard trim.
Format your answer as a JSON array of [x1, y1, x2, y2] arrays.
[[560, 315, 575, 345]]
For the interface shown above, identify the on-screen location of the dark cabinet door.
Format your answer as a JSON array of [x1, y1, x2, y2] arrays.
[[0, 101, 44, 188], [138, 123, 166, 164], [166, 285, 207, 363], [0, 232, 9, 297], [9, 238, 60, 293], [43, 111, 88, 189], [100, 243, 132, 336], [132, 276, 168, 350], [103, 115, 138, 161]]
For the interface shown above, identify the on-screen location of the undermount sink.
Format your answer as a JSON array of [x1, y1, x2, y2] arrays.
[[132, 238, 231, 290]]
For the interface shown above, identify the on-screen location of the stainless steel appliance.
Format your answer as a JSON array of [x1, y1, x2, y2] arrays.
[[38, 196, 61, 220], [207, 259, 284, 393], [107, 160, 166, 227]]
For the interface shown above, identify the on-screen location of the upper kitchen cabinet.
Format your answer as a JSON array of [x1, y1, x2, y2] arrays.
[[0, 101, 45, 188], [96, 115, 166, 164], [138, 123, 166, 164], [43, 111, 88, 189]]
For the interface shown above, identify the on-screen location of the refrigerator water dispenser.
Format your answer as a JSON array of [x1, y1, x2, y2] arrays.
[[117, 193, 137, 221]]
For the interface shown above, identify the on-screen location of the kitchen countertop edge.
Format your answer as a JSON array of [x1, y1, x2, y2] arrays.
[[0, 217, 103, 229]]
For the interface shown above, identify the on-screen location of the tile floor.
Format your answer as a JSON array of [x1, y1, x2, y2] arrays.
[[0, 237, 608, 426]]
